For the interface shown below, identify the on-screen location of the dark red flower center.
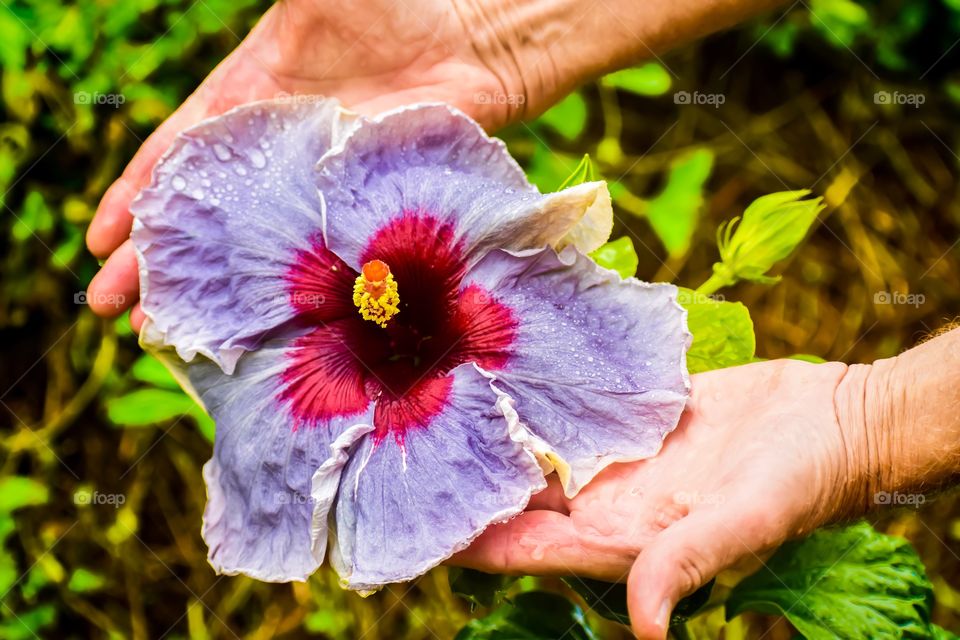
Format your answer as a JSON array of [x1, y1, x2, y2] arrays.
[[280, 212, 516, 442]]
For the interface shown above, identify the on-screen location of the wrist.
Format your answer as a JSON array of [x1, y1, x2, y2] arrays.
[[832, 361, 898, 519]]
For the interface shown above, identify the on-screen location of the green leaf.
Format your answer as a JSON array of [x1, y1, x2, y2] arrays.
[[602, 62, 672, 96], [0, 604, 56, 640], [563, 577, 714, 627], [678, 288, 755, 373], [933, 625, 960, 640], [702, 190, 824, 294], [590, 236, 638, 279], [130, 355, 180, 389], [645, 149, 714, 257], [563, 577, 631, 626], [449, 568, 518, 608], [0, 476, 49, 512], [12, 191, 55, 242], [727, 522, 935, 639], [454, 592, 596, 640], [538, 92, 587, 141], [189, 406, 216, 443], [106, 388, 197, 426], [789, 353, 827, 364], [557, 154, 595, 191], [524, 141, 579, 193], [67, 568, 107, 593]]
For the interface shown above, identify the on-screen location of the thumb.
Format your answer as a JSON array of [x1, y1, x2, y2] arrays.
[[627, 505, 769, 639]]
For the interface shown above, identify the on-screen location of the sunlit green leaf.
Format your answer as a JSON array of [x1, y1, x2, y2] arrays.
[[0, 476, 49, 512], [789, 353, 827, 363], [728, 522, 935, 638], [645, 149, 714, 257], [67, 568, 107, 593], [455, 591, 596, 640], [521, 140, 580, 193], [602, 62, 672, 96], [678, 287, 755, 373], [590, 236, 638, 279], [189, 406, 216, 443], [106, 388, 197, 426], [130, 355, 180, 389], [538, 92, 588, 141], [12, 191, 54, 242], [0, 604, 56, 640]]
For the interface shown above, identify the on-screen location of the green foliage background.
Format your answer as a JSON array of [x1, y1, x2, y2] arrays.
[[0, 0, 959, 637]]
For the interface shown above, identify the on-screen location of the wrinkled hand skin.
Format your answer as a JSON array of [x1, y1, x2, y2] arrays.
[[85, 0, 544, 328], [455, 358, 877, 639]]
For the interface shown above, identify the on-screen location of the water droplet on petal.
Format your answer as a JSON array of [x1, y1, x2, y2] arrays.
[[235, 165, 248, 176], [213, 143, 231, 161], [171, 175, 186, 191], [248, 149, 267, 169], [192, 188, 204, 199]]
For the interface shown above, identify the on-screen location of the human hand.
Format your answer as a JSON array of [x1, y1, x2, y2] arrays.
[[85, 0, 542, 328], [454, 358, 867, 639]]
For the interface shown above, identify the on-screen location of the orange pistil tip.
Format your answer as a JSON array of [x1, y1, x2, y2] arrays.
[[353, 260, 400, 328]]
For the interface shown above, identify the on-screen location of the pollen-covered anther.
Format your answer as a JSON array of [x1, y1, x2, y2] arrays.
[[353, 259, 400, 327]]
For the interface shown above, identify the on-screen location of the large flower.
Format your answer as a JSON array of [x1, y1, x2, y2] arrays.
[[131, 98, 691, 590]]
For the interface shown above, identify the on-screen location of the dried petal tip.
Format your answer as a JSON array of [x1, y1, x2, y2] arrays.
[[353, 260, 400, 327]]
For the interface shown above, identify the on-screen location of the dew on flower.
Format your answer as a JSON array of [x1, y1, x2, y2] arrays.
[[130, 98, 690, 591]]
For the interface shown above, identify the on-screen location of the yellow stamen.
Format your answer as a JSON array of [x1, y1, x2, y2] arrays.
[[353, 259, 400, 327]]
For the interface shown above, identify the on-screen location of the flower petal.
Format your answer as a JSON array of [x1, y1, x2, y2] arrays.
[[187, 337, 373, 582], [328, 363, 545, 591], [462, 247, 691, 497], [132, 98, 357, 373], [317, 103, 612, 271]]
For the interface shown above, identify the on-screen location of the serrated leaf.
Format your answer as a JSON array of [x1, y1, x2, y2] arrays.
[[678, 288, 755, 373], [454, 591, 596, 640], [645, 149, 714, 257], [602, 62, 672, 96], [727, 522, 934, 639], [590, 236, 638, 279], [106, 388, 197, 426]]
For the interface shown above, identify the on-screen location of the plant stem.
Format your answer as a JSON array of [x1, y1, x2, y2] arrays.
[[695, 271, 729, 297]]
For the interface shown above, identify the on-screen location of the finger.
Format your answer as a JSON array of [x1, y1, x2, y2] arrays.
[[525, 474, 569, 513], [627, 507, 772, 639], [86, 95, 213, 258], [130, 302, 146, 334], [451, 510, 632, 579], [86, 239, 139, 317], [450, 510, 579, 575]]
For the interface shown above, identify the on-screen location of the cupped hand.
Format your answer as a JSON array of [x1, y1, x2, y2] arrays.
[[454, 359, 866, 639], [85, 0, 533, 327]]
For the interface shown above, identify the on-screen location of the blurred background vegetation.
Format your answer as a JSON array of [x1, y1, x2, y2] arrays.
[[0, 0, 958, 637]]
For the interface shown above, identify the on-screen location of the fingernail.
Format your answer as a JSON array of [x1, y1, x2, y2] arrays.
[[655, 598, 671, 630]]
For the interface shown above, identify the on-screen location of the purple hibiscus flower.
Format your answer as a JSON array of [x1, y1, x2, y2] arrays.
[[130, 98, 691, 590]]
